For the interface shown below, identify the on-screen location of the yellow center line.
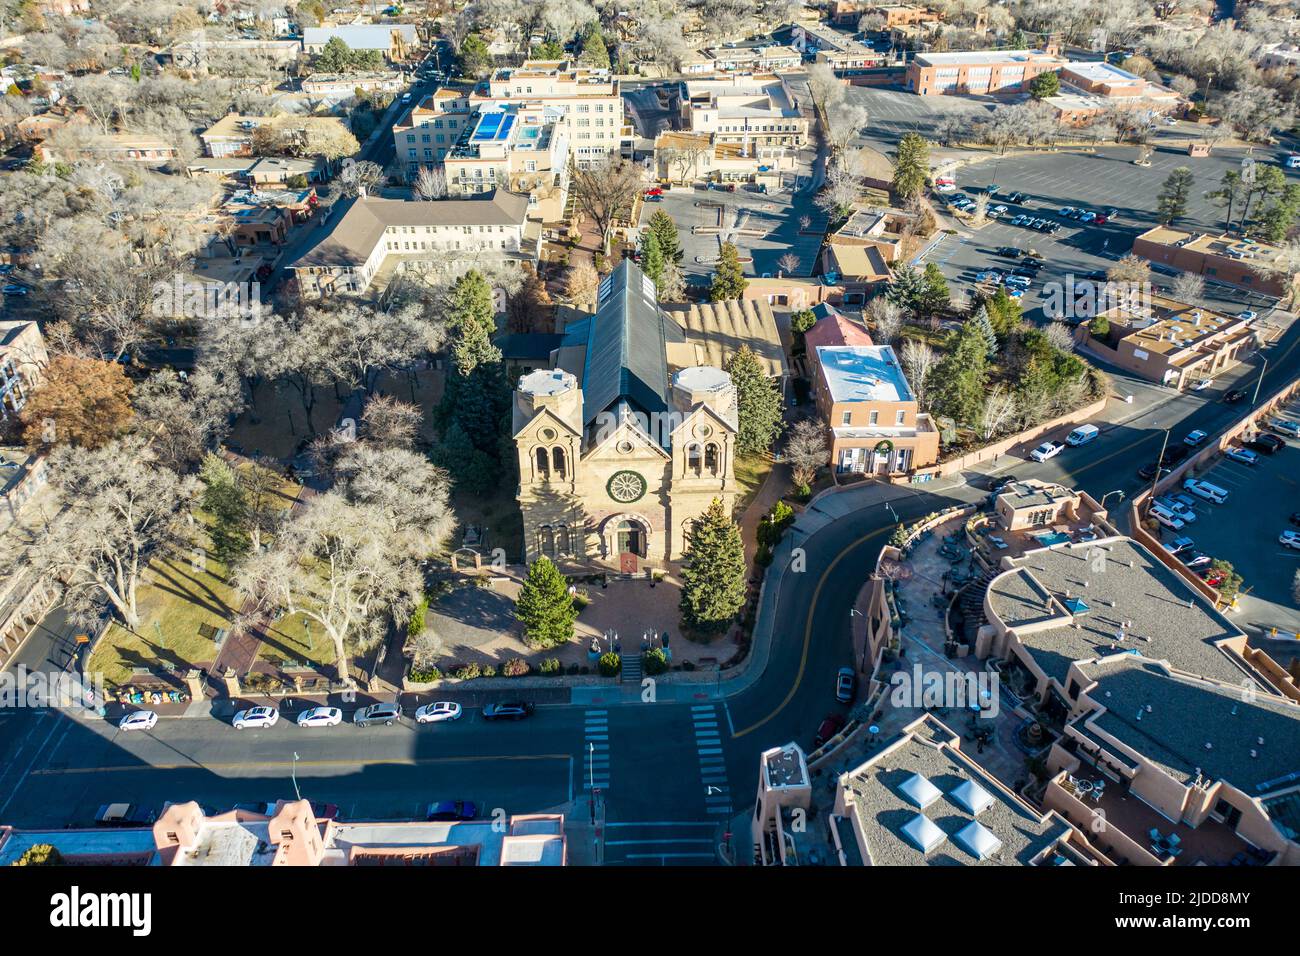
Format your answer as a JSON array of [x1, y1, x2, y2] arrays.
[[32, 753, 572, 775], [734, 525, 890, 739]]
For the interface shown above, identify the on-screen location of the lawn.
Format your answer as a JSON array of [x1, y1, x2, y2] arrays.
[[256, 611, 339, 670], [735, 452, 776, 513], [87, 466, 304, 688]]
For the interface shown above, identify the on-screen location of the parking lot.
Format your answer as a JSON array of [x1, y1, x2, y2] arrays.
[[920, 142, 1287, 321], [642, 177, 828, 281], [1151, 399, 1300, 636], [843, 85, 1004, 154]]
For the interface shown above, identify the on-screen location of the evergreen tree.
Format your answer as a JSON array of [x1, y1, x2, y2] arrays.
[[1028, 70, 1059, 100], [1009, 27, 1027, 48], [728, 345, 783, 456], [431, 420, 498, 495], [886, 262, 924, 313], [200, 452, 250, 565], [892, 132, 930, 199], [639, 228, 665, 290], [439, 269, 509, 475], [984, 285, 1023, 339], [578, 23, 610, 69], [927, 321, 989, 425], [515, 556, 578, 648], [678, 498, 747, 633], [458, 34, 491, 77], [647, 210, 682, 263], [918, 262, 950, 319], [1156, 166, 1194, 225], [970, 305, 998, 360], [710, 241, 748, 301]]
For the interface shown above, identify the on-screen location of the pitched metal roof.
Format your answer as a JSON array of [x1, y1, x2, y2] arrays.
[[575, 261, 686, 428]]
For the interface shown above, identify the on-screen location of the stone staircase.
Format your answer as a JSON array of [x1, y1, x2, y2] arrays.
[[620, 652, 642, 683]]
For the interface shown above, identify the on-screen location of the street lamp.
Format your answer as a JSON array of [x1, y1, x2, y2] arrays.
[[291, 752, 301, 801], [884, 500, 899, 524], [1251, 355, 1269, 406], [1148, 422, 1172, 502], [1098, 489, 1126, 509]]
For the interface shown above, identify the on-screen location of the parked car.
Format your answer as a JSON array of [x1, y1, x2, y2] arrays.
[[415, 701, 463, 724], [232, 706, 279, 730], [354, 701, 403, 726], [1237, 310, 1258, 322], [95, 803, 157, 827], [1137, 462, 1172, 481], [1191, 378, 1215, 391], [2, 284, 27, 296], [1161, 445, 1190, 467], [426, 800, 477, 821], [1224, 446, 1260, 465], [1182, 550, 1213, 569], [310, 801, 340, 821], [1280, 530, 1300, 550], [1058, 206, 1075, 216], [1155, 496, 1196, 522], [996, 246, 1021, 258], [483, 701, 534, 721], [296, 706, 343, 728], [975, 270, 1002, 282], [814, 713, 846, 747], [1079, 211, 1097, 223], [1267, 417, 1300, 437], [1183, 478, 1229, 503], [835, 667, 856, 703], [1005, 275, 1030, 288], [1005, 191, 1026, 203], [1149, 503, 1185, 530], [118, 710, 158, 732], [1183, 429, 1208, 447], [1247, 434, 1286, 454], [1030, 440, 1065, 462], [1162, 535, 1195, 557]]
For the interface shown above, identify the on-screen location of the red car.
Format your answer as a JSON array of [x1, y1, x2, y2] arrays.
[[1093, 214, 1108, 225], [644, 187, 663, 197], [814, 713, 846, 747]]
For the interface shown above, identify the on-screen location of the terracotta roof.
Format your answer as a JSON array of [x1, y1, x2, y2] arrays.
[[804, 309, 874, 350]]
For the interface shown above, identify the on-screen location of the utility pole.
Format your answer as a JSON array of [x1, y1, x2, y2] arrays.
[[1251, 355, 1269, 406], [1148, 424, 1171, 503], [291, 752, 301, 801]]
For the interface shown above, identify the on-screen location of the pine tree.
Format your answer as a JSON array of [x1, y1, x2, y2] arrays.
[[727, 345, 783, 456], [640, 228, 665, 289], [928, 321, 989, 425], [678, 498, 747, 633], [515, 556, 578, 648], [985, 286, 1022, 339], [578, 24, 610, 69], [970, 305, 998, 360], [1028, 70, 1060, 99], [200, 452, 250, 565], [647, 210, 682, 263], [892, 132, 930, 200], [886, 263, 924, 313], [918, 262, 950, 320], [1156, 167, 1194, 225], [710, 241, 748, 301]]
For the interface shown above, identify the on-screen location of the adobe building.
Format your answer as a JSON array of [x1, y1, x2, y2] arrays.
[[1132, 226, 1300, 300], [512, 261, 785, 569], [905, 48, 1064, 96]]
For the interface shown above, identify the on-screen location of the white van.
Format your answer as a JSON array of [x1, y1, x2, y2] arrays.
[[1183, 478, 1229, 504], [1149, 503, 1185, 530], [1066, 424, 1099, 447]]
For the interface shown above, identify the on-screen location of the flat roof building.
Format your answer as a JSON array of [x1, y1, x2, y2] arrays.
[[1132, 226, 1299, 299], [905, 48, 1064, 96]]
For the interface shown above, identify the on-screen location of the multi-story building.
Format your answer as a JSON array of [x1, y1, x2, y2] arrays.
[[512, 261, 784, 567], [36, 133, 177, 165], [703, 43, 803, 74], [808, 317, 939, 475], [481, 60, 627, 168], [0, 320, 47, 423], [652, 130, 794, 188], [1087, 295, 1259, 391], [752, 716, 1103, 866], [441, 107, 571, 224], [680, 75, 809, 150], [0, 801, 567, 866], [223, 186, 318, 249], [300, 72, 406, 97], [1258, 42, 1300, 74], [1133, 226, 1300, 299], [905, 48, 1065, 95], [288, 190, 534, 298], [392, 88, 475, 168]]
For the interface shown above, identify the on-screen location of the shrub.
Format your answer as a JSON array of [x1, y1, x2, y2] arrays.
[[481, 665, 497, 678], [453, 662, 482, 680], [598, 652, 621, 677], [643, 648, 669, 676], [503, 657, 530, 677], [13, 844, 62, 866], [540, 657, 561, 675], [407, 593, 430, 637], [409, 664, 442, 682], [572, 588, 591, 610], [755, 543, 773, 567]]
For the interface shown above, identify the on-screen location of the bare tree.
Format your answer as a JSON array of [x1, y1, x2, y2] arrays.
[[413, 165, 448, 200], [23, 437, 197, 630], [1107, 254, 1151, 286], [785, 418, 829, 489], [866, 297, 904, 344], [806, 62, 845, 116], [1171, 271, 1206, 303], [971, 193, 990, 224], [572, 158, 644, 255], [777, 252, 800, 277], [565, 260, 600, 305], [977, 384, 1017, 442], [133, 366, 245, 472], [825, 103, 869, 154], [361, 395, 423, 449], [900, 338, 936, 410], [1043, 322, 1076, 353], [338, 160, 385, 198]]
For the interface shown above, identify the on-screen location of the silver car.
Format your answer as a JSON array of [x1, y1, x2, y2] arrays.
[[353, 702, 403, 726]]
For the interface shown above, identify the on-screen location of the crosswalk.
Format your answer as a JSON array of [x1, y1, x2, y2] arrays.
[[582, 709, 610, 792], [691, 704, 732, 816]]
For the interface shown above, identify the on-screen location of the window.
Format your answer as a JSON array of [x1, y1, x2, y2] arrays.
[[704, 443, 719, 475], [869, 410, 879, 425], [687, 443, 702, 476], [535, 447, 550, 479], [896, 409, 906, 425], [552, 447, 566, 479], [841, 411, 852, 426]]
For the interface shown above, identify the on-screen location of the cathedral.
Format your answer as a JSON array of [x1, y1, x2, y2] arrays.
[[512, 261, 769, 570]]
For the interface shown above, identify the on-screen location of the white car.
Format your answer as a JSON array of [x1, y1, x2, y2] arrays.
[[1149, 504, 1185, 530], [415, 701, 463, 724], [1268, 417, 1300, 437], [1281, 530, 1300, 550], [1030, 440, 1065, 462], [1191, 379, 1215, 391], [118, 710, 158, 732], [935, 181, 957, 192], [296, 706, 343, 728], [1237, 310, 1258, 322], [1183, 429, 1208, 447], [232, 706, 280, 730], [1154, 496, 1196, 522], [1183, 478, 1229, 503], [1224, 446, 1260, 465]]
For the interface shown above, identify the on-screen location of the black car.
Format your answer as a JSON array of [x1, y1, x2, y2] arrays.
[[1004, 191, 1026, 203], [987, 474, 1019, 494], [1160, 445, 1189, 467], [1247, 434, 1286, 454], [996, 246, 1021, 258], [1224, 388, 1247, 403], [482, 701, 535, 721], [1137, 462, 1172, 481]]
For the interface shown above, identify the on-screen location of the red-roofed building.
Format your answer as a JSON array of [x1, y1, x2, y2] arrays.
[[803, 304, 875, 352]]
